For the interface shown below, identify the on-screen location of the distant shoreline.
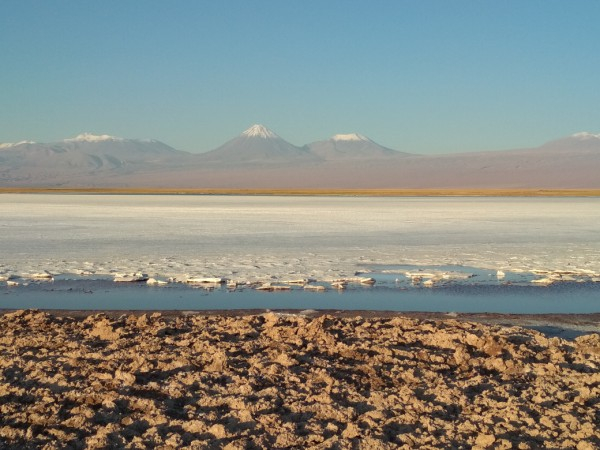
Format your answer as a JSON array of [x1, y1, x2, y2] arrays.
[[2, 187, 600, 196]]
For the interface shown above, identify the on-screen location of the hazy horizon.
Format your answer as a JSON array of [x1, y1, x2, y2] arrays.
[[2, 124, 599, 157], [2, 1, 600, 155]]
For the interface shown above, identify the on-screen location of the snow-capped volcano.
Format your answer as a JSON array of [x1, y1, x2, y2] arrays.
[[536, 131, 600, 153], [308, 133, 410, 160], [241, 124, 279, 139], [198, 124, 319, 165]]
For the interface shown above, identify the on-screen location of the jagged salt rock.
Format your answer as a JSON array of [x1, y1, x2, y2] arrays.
[[496, 270, 506, 279], [146, 278, 168, 285]]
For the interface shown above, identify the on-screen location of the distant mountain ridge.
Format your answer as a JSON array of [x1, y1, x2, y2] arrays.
[[0, 133, 189, 186], [1, 126, 599, 188]]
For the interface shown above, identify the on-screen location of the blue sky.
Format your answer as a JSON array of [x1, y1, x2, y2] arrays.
[[1, 1, 599, 154]]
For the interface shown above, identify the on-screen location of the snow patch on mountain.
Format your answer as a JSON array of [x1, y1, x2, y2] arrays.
[[241, 124, 279, 139], [571, 132, 600, 140], [64, 133, 125, 143], [0, 141, 36, 149], [331, 133, 370, 142]]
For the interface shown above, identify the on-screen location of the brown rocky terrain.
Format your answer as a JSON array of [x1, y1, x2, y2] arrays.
[[0, 310, 598, 449]]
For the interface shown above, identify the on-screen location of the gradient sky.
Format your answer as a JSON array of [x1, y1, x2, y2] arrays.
[[1, 1, 599, 154]]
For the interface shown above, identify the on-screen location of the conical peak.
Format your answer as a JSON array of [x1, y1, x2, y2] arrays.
[[242, 124, 279, 139], [331, 133, 370, 142]]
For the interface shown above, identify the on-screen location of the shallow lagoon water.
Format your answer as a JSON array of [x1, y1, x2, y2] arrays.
[[1, 194, 599, 313], [2, 267, 599, 314]]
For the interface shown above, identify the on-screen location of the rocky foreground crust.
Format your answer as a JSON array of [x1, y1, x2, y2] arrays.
[[0, 310, 598, 449]]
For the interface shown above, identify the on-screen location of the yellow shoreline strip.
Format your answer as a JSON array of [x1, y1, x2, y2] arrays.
[[1, 187, 600, 196]]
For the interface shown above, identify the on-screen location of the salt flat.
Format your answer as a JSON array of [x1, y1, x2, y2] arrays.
[[1, 194, 600, 284]]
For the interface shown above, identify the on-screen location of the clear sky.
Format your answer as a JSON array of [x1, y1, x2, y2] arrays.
[[1, 1, 599, 154]]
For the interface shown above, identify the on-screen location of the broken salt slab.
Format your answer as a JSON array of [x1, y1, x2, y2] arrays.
[[255, 284, 272, 291], [443, 271, 474, 279], [196, 282, 221, 290], [24, 272, 54, 280], [7, 280, 19, 287], [284, 278, 316, 285], [331, 277, 375, 285], [405, 271, 438, 279], [551, 274, 577, 282], [186, 277, 225, 284], [531, 278, 554, 285], [270, 285, 292, 291], [146, 278, 168, 285], [114, 273, 149, 282], [304, 284, 327, 292], [256, 283, 291, 291]]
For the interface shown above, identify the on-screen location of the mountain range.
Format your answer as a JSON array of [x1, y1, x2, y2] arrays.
[[1, 125, 599, 189]]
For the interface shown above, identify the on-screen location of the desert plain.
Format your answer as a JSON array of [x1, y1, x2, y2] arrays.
[[0, 309, 598, 449], [2, 188, 600, 196]]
